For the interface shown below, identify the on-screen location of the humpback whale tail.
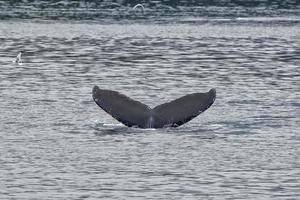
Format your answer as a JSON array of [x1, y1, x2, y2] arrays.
[[92, 86, 216, 129]]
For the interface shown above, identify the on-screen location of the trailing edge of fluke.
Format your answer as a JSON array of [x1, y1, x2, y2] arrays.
[[92, 85, 216, 129]]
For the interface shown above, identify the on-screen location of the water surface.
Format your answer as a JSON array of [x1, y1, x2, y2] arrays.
[[0, 14, 299, 200]]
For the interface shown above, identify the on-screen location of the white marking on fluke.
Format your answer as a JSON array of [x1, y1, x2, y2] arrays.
[[133, 4, 144, 10]]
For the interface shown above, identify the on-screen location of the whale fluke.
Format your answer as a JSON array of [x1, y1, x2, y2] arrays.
[[152, 89, 216, 127], [92, 86, 216, 129]]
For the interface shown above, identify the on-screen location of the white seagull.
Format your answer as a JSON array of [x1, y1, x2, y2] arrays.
[[133, 4, 144, 10], [14, 52, 22, 64]]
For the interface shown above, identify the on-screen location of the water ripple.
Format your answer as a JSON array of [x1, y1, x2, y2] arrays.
[[0, 20, 299, 199]]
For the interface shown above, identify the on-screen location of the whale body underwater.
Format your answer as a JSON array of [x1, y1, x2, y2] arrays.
[[92, 86, 216, 129]]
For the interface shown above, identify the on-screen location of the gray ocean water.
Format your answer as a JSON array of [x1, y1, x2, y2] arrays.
[[1, 3, 300, 199]]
